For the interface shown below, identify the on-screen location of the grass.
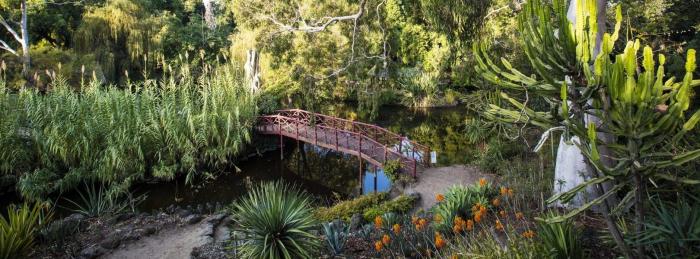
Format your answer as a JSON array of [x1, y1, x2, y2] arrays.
[[0, 203, 53, 259]]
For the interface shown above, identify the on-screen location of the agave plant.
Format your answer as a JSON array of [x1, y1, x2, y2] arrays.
[[634, 197, 700, 258], [322, 220, 349, 256], [474, 0, 700, 256], [231, 181, 321, 259], [0, 202, 53, 259]]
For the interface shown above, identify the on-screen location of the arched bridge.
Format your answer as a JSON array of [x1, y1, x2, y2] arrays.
[[256, 109, 431, 177]]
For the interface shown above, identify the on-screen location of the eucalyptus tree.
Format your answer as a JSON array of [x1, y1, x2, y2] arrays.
[[0, 0, 31, 77], [474, 0, 700, 257]]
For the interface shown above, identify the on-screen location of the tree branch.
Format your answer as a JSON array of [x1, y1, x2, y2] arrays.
[[0, 39, 18, 56], [0, 16, 23, 44]]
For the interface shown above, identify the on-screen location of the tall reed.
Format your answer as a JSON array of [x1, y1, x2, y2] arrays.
[[1, 59, 258, 200]]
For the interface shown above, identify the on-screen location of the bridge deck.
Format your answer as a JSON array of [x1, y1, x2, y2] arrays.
[[256, 109, 430, 177]]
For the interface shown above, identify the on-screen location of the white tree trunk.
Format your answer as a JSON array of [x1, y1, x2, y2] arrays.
[[553, 0, 608, 208], [20, 0, 30, 76], [203, 0, 216, 30], [245, 49, 261, 92]]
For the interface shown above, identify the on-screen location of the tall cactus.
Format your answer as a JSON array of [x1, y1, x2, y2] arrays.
[[473, 0, 700, 257]]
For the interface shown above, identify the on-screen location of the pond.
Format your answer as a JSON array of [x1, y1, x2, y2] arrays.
[[136, 104, 475, 211]]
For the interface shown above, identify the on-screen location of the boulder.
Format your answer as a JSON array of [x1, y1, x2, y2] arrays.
[[79, 245, 108, 259], [184, 214, 204, 224]]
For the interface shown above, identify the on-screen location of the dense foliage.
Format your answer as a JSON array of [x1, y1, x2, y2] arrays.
[[0, 202, 52, 259], [0, 60, 258, 200]]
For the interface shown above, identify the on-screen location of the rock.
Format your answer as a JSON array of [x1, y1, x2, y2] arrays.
[[196, 204, 204, 214], [99, 235, 121, 249], [157, 212, 169, 219], [207, 213, 227, 224], [184, 214, 204, 224], [349, 213, 363, 231], [176, 209, 192, 218], [205, 203, 214, 213], [114, 212, 135, 223], [142, 226, 157, 236], [79, 245, 107, 259], [166, 204, 178, 214]]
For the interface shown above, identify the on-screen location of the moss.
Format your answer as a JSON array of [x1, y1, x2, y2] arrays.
[[362, 194, 417, 221], [314, 193, 388, 222]]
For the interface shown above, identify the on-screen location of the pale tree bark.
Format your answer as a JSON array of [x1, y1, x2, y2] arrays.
[[244, 49, 261, 92], [0, 0, 30, 77], [203, 0, 216, 30]]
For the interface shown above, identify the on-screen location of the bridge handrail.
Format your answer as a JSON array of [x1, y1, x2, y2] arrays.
[[274, 109, 431, 157], [257, 114, 425, 177]]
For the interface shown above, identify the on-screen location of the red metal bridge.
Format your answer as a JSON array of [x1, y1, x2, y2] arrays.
[[256, 109, 431, 177]]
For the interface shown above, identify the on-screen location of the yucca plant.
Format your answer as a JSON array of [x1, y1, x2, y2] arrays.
[[474, 0, 700, 256], [537, 212, 584, 259], [230, 181, 321, 259], [322, 220, 349, 256], [0, 202, 53, 259]]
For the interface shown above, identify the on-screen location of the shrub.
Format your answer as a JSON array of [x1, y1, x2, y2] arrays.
[[0, 203, 53, 259], [314, 192, 388, 222], [635, 198, 700, 258], [231, 181, 320, 259], [383, 160, 401, 183], [537, 212, 583, 259], [432, 181, 495, 232], [322, 220, 349, 256], [363, 195, 417, 221]]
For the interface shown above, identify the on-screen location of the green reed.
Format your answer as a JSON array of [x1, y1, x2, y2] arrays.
[[1, 60, 258, 200]]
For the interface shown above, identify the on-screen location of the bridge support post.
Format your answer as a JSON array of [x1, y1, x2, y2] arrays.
[[373, 165, 377, 194], [359, 156, 363, 195]]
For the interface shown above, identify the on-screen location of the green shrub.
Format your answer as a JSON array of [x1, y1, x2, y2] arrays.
[[0, 203, 53, 259], [63, 183, 145, 218], [362, 195, 417, 221], [383, 160, 401, 183], [231, 181, 320, 259], [314, 192, 388, 222], [635, 198, 700, 258], [537, 212, 584, 259]]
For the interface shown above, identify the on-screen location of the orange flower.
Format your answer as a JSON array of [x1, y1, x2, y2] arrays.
[[375, 240, 383, 251], [416, 218, 428, 231], [474, 211, 483, 223], [466, 219, 474, 231], [507, 188, 514, 196], [500, 186, 508, 196], [382, 234, 391, 245], [499, 210, 506, 218], [495, 220, 504, 231], [515, 212, 524, 220], [374, 216, 383, 229], [479, 205, 487, 215], [522, 230, 535, 238], [492, 198, 501, 207], [411, 215, 419, 225], [479, 178, 487, 187], [436, 193, 445, 202], [434, 232, 446, 249], [450, 254, 460, 259], [453, 224, 463, 234], [393, 224, 401, 234]]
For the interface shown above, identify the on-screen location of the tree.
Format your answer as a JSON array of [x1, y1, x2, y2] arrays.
[[474, 0, 700, 257], [0, 0, 30, 77]]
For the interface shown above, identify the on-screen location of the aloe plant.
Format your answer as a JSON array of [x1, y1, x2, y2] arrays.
[[322, 220, 350, 256], [473, 0, 700, 257]]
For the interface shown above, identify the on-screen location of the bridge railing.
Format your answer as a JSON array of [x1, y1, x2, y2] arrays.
[[274, 109, 431, 165], [257, 111, 430, 178]]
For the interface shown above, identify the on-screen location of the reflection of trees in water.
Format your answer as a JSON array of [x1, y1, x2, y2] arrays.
[[285, 144, 360, 195]]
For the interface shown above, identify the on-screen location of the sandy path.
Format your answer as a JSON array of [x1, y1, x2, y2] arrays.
[[406, 165, 492, 210], [101, 217, 216, 259]]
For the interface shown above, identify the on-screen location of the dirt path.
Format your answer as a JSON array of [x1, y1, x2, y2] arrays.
[[405, 165, 492, 210], [101, 215, 226, 259]]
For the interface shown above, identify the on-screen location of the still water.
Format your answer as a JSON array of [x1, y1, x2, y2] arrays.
[[137, 104, 473, 211]]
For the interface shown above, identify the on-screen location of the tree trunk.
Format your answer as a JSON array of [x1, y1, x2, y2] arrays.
[[20, 0, 30, 78], [245, 49, 261, 92], [203, 0, 216, 30]]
